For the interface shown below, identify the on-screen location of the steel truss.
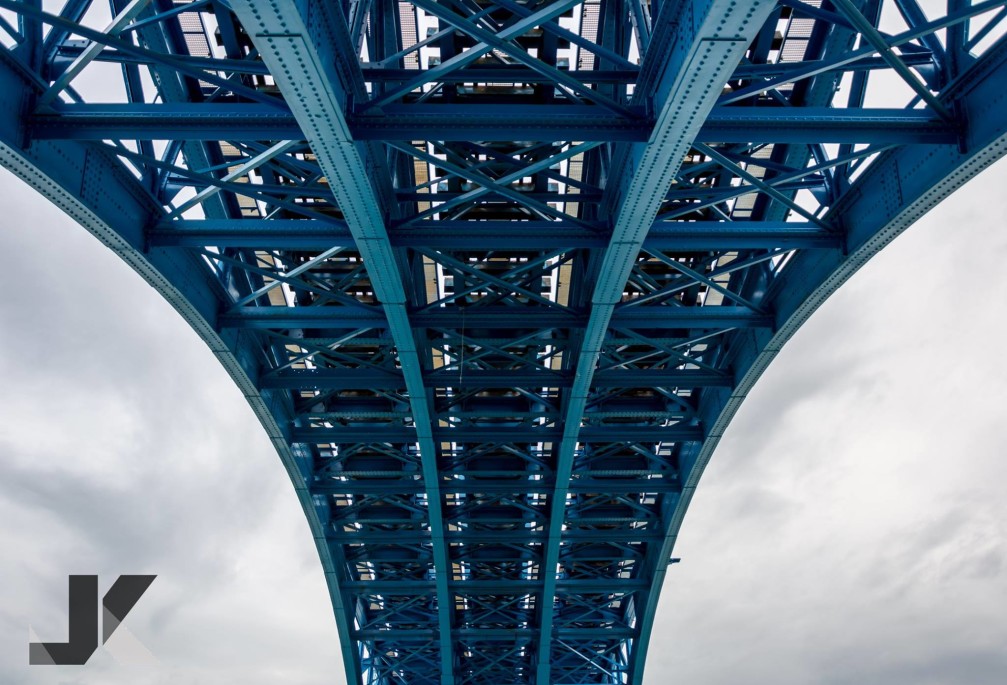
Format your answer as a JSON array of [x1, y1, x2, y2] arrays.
[[2, 0, 1007, 683]]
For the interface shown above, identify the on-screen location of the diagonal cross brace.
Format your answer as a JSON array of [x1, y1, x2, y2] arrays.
[[363, 0, 583, 110]]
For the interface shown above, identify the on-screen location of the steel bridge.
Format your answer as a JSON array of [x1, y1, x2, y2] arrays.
[[2, 0, 1007, 682]]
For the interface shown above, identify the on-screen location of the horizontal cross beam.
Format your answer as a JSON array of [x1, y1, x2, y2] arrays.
[[260, 367, 732, 389], [219, 306, 774, 331], [312, 479, 681, 495], [342, 579, 648, 593], [291, 424, 704, 444], [30, 104, 957, 143], [327, 529, 665, 543], [352, 627, 634, 640], [150, 219, 840, 250]]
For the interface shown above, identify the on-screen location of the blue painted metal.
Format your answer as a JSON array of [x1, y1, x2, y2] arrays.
[[27, 103, 961, 143], [2, 0, 1007, 683], [535, 1, 781, 677]]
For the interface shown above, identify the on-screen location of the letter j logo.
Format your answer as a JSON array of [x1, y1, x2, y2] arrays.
[[29, 575, 156, 665]]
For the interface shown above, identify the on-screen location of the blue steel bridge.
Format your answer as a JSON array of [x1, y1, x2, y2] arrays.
[[2, 0, 1007, 681]]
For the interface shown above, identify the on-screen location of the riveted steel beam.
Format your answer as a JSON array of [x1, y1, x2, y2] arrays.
[[148, 219, 840, 251], [225, 0, 457, 681], [312, 479, 682, 495], [343, 579, 650, 594], [259, 367, 733, 390], [218, 305, 774, 331], [629, 35, 1007, 685], [535, 3, 780, 682], [291, 424, 704, 444], [328, 529, 666, 544], [30, 103, 958, 143], [352, 626, 636, 640]]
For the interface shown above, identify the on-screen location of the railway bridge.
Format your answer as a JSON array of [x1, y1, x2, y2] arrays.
[[2, 0, 1007, 682]]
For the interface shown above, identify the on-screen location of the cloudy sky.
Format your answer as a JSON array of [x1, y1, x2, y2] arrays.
[[1, 148, 1007, 685]]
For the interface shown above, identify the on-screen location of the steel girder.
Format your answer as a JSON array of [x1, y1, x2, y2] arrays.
[[2, 0, 1007, 684], [221, 1, 459, 680], [26, 102, 960, 142], [535, 0, 780, 678], [628, 29, 1007, 685]]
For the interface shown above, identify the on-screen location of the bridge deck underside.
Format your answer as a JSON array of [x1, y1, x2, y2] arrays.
[[2, 0, 1007, 683]]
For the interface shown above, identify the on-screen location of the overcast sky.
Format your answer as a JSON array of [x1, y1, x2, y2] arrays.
[[1, 148, 1006, 685]]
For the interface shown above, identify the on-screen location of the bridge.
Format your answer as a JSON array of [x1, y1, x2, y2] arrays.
[[2, 0, 1006, 682]]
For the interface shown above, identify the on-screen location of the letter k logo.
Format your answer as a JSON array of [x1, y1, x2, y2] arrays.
[[29, 575, 156, 665]]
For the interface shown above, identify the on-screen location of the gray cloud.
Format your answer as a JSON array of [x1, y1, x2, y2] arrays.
[[647, 157, 1007, 685], [0, 172, 341, 684], [2, 155, 1007, 685]]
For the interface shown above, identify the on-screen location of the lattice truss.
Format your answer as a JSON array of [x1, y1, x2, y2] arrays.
[[2, 0, 1006, 683]]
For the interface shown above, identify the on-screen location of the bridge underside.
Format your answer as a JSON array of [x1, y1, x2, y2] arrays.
[[2, 0, 1007, 683]]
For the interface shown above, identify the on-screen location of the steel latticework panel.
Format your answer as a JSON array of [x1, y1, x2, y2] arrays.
[[2, 0, 1007, 682]]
